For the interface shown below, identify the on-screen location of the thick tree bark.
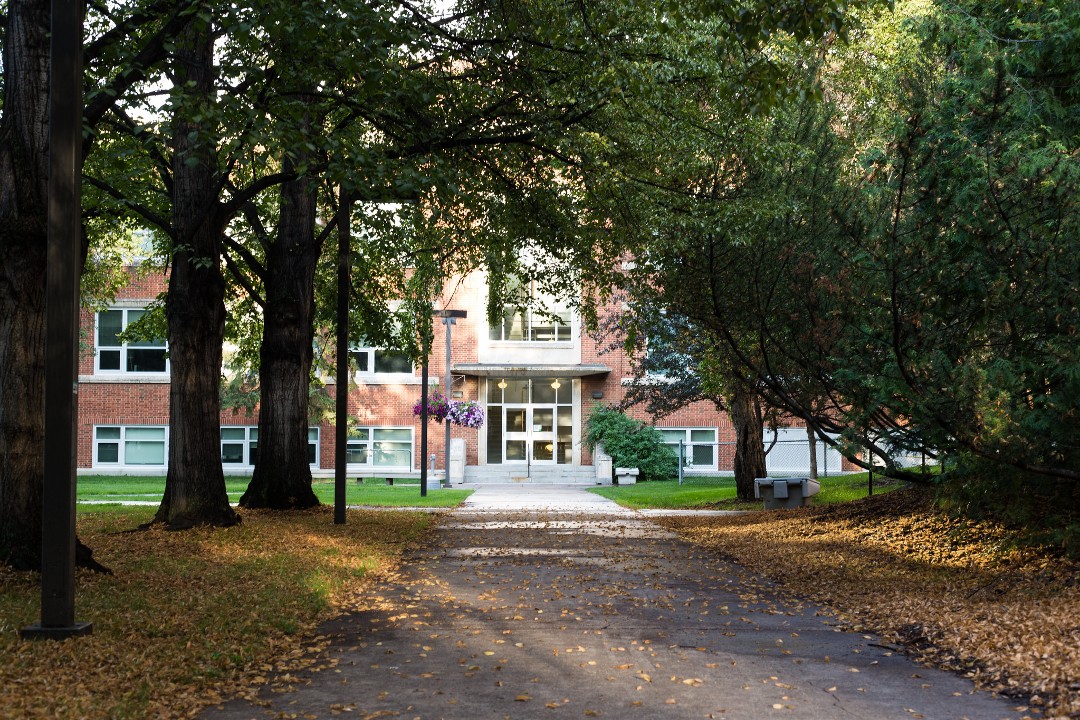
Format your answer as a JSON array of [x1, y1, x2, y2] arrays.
[[154, 17, 237, 529], [0, 0, 51, 569], [0, 0, 103, 570], [240, 168, 320, 509], [729, 376, 767, 501]]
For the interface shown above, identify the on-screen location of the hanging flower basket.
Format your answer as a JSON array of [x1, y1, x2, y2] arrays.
[[413, 391, 485, 429]]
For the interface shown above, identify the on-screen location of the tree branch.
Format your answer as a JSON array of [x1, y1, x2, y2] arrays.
[[221, 237, 266, 309]]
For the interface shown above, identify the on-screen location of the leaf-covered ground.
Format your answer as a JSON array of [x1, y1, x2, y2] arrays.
[[656, 487, 1080, 719], [0, 507, 434, 720]]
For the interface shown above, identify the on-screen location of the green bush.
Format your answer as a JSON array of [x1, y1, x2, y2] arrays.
[[936, 456, 1080, 559], [584, 405, 677, 482]]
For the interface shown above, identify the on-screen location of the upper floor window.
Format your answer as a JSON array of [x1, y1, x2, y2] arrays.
[[489, 278, 571, 342], [643, 311, 694, 379], [350, 345, 413, 376], [96, 308, 168, 374]]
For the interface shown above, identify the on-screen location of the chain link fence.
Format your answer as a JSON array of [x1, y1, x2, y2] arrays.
[[673, 437, 847, 478]]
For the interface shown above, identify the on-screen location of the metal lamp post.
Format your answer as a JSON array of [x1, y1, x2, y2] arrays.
[[333, 191, 352, 524], [432, 310, 466, 488], [21, 0, 92, 640]]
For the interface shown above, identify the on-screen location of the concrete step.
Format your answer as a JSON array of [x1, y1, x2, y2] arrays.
[[462, 464, 601, 485]]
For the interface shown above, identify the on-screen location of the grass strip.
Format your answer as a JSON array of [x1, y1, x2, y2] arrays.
[[589, 472, 903, 510], [1, 506, 434, 719], [75, 476, 471, 511]]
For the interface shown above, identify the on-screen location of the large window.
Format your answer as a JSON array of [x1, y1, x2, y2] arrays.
[[659, 428, 717, 469], [94, 426, 167, 467], [347, 427, 413, 469], [350, 345, 413, 376], [221, 426, 319, 468], [489, 278, 571, 342], [96, 309, 168, 374], [643, 312, 694, 379]]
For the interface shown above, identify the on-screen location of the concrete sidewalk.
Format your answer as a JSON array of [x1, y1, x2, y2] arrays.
[[455, 483, 746, 517], [202, 484, 1030, 720]]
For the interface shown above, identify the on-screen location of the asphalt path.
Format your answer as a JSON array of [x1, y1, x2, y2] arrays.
[[202, 485, 1029, 720]]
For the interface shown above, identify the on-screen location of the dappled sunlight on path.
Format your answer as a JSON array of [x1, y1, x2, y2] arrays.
[[202, 485, 1030, 720]]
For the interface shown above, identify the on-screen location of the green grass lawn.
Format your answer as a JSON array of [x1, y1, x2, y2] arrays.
[[589, 472, 905, 510], [76, 475, 471, 511]]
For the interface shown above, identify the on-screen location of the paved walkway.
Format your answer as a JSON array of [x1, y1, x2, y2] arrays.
[[202, 485, 1028, 720]]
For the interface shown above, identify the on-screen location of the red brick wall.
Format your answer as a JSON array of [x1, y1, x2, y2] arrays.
[[76, 267, 853, 473]]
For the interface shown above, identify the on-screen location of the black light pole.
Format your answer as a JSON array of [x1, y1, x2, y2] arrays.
[[433, 310, 467, 488], [21, 0, 92, 640], [419, 359, 430, 497], [333, 191, 352, 525]]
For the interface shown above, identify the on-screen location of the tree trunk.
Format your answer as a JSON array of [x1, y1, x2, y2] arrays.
[[155, 17, 237, 529], [0, 0, 50, 569], [730, 376, 767, 500], [0, 0, 103, 570], [806, 422, 819, 479], [240, 168, 320, 509]]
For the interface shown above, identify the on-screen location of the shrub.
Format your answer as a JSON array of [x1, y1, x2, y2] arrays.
[[584, 405, 677, 482], [936, 455, 1080, 559]]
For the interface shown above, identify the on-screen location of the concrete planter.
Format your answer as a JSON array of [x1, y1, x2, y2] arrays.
[[754, 476, 821, 509]]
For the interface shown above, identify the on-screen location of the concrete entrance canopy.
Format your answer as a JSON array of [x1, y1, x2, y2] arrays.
[[453, 363, 610, 378]]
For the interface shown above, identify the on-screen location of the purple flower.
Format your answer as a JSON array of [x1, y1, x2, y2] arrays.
[[414, 392, 485, 428], [446, 400, 485, 428]]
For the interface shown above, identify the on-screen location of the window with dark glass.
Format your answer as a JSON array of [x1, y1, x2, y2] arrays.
[[96, 308, 168, 373], [350, 345, 413, 375]]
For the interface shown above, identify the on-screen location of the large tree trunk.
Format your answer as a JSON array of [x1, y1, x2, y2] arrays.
[[730, 376, 767, 500], [240, 168, 320, 509], [0, 0, 103, 570], [0, 0, 51, 569], [155, 17, 237, 529]]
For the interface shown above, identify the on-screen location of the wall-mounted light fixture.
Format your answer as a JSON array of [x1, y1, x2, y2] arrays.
[[591, 390, 604, 399]]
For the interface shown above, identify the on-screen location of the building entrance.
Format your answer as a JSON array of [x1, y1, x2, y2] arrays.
[[486, 378, 572, 465]]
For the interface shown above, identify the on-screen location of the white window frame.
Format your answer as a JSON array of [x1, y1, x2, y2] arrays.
[[658, 427, 718, 470], [350, 344, 415, 380], [346, 426, 414, 470], [93, 425, 168, 468], [220, 426, 319, 469], [95, 307, 169, 375], [489, 278, 573, 344]]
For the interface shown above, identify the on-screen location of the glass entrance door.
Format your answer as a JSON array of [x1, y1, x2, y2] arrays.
[[503, 406, 556, 464], [487, 377, 573, 466]]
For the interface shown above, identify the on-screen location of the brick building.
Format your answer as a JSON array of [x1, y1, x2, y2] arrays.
[[77, 267, 844, 481]]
